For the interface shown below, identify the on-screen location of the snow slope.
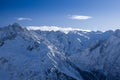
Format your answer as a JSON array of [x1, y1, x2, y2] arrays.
[[0, 23, 119, 80]]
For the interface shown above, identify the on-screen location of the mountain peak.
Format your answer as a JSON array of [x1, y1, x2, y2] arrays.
[[12, 23, 21, 27], [9, 23, 23, 32], [0, 23, 24, 41]]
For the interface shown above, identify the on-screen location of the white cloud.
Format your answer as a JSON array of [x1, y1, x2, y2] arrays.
[[70, 15, 92, 20], [17, 17, 32, 21], [27, 26, 91, 34]]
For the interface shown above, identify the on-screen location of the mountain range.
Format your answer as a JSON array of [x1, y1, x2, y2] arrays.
[[0, 23, 120, 80]]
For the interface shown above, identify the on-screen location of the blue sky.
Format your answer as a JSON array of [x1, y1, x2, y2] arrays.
[[0, 0, 120, 30]]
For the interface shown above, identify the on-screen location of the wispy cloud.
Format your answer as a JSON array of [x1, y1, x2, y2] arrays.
[[69, 15, 92, 20], [17, 17, 32, 21]]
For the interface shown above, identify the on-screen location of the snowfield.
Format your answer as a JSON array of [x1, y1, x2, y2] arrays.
[[0, 23, 120, 80]]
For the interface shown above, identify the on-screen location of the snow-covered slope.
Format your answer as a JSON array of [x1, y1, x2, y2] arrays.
[[0, 23, 119, 80]]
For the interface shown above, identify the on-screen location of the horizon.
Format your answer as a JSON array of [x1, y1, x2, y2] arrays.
[[1, 0, 120, 31], [2, 23, 119, 32]]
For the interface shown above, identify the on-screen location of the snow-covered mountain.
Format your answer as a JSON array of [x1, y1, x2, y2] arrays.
[[0, 23, 120, 80]]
